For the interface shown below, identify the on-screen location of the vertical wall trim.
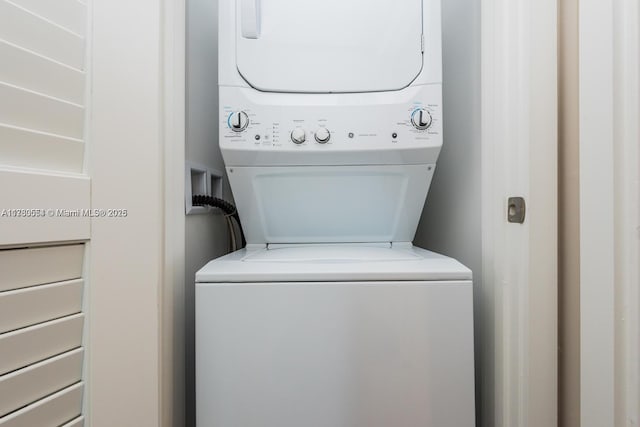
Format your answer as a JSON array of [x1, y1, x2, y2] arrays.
[[613, 0, 640, 425], [482, 0, 558, 426], [527, 1, 559, 425], [162, 0, 186, 425], [578, 0, 616, 426], [81, 0, 93, 423], [558, 0, 581, 425], [89, 0, 164, 425]]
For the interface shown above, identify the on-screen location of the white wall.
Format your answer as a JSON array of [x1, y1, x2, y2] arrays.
[[414, 0, 482, 285], [185, 0, 229, 425], [413, 0, 482, 423]]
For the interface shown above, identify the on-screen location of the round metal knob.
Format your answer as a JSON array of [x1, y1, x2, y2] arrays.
[[228, 111, 249, 132], [411, 109, 432, 130], [291, 127, 306, 144], [315, 127, 331, 143]]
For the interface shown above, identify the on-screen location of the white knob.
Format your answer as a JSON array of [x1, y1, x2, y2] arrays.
[[291, 127, 306, 144], [229, 111, 249, 132], [315, 127, 331, 143], [411, 108, 432, 130]]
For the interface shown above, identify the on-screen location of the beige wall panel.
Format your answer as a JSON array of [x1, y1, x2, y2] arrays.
[[0, 0, 84, 69], [0, 314, 84, 375], [0, 245, 83, 292], [0, 382, 83, 427], [0, 279, 83, 333], [0, 348, 83, 417]]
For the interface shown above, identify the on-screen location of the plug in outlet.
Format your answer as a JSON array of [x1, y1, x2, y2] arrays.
[[186, 164, 207, 215], [186, 163, 224, 215]]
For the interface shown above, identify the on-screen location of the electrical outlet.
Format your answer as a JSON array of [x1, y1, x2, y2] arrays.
[[209, 170, 223, 199], [185, 162, 224, 215]]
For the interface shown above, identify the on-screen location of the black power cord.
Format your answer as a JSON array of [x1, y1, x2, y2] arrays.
[[192, 195, 246, 249]]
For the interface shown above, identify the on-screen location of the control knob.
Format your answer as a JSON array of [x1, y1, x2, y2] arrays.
[[315, 127, 331, 143], [291, 127, 306, 144], [411, 108, 432, 130], [228, 111, 249, 132]]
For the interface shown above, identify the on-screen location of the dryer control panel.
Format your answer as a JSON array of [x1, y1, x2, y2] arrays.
[[219, 84, 443, 167], [224, 106, 437, 143]]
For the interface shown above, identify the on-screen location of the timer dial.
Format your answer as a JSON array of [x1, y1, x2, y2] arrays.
[[229, 111, 249, 132], [411, 109, 432, 130]]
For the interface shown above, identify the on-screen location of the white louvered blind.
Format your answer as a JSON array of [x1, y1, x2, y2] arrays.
[[0, 1, 88, 425]]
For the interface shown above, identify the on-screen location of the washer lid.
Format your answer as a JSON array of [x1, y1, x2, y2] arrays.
[[243, 245, 421, 263], [196, 245, 472, 283], [236, 0, 424, 93]]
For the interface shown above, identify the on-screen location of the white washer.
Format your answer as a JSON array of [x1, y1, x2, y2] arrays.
[[196, 245, 475, 427], [197, 0, 475, 425]]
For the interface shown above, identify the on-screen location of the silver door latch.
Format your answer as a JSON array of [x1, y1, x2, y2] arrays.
[[507, 197, 526, 224]]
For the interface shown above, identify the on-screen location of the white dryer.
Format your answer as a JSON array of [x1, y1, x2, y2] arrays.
[[196, 0, 475, 425]]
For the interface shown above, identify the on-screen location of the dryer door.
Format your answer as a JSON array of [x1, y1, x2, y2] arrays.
[[236, 0, 424, 93]]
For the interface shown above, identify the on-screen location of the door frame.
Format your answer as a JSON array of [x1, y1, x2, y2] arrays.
[[161, 0, 562, 425], [579, 0, 640, 426], [162, 0, 187, 426], [481, 0, 558, 426]]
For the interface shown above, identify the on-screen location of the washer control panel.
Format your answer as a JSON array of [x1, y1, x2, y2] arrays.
[[220, 85, 442, 155], [222, 107, 439, 145]]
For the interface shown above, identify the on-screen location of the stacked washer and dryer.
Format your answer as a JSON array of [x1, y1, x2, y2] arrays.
[[196, 0, 475, 425]]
